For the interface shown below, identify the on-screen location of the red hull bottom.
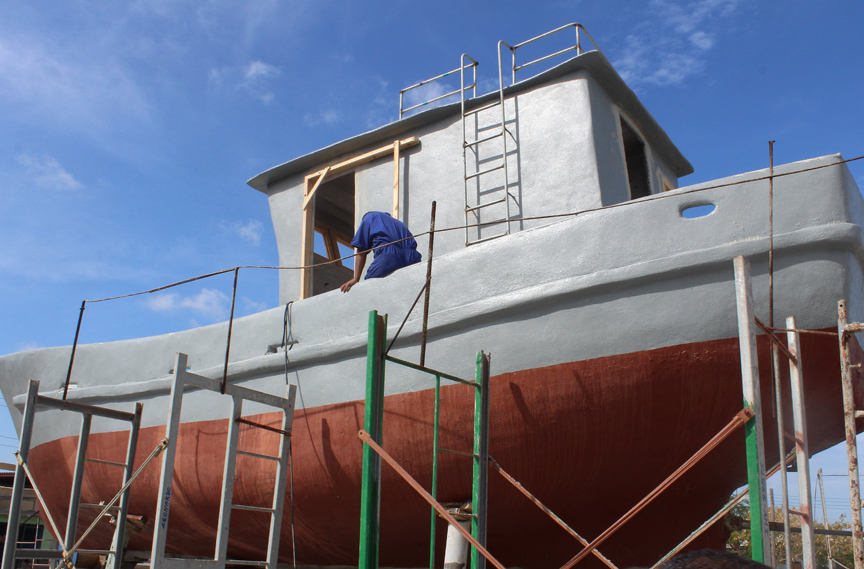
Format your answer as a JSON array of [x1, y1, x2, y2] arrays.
[[28, 332, 863, 569]]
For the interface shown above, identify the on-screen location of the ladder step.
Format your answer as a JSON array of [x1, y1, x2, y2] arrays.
[[467, 231, 509, 246], [237, 450, 280, 462], [465, 163, 505, 181], [226, 560, 270, 566], [463, 100, 502, 116], [466, 196, 507, 212], [856, 410, 864, 419], [231, 504, 276, 513], [464, 132, 504, 148], [85, 457, 129, 468]]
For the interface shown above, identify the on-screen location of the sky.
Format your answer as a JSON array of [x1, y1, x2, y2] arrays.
[[1, 0, 864, 523]]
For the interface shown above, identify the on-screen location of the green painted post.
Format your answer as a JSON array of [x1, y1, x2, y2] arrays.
[[733, 256, 770, 563], [359, 311, 387, 569], [429, 374, 441, 569], [471, 352, 490, 569]]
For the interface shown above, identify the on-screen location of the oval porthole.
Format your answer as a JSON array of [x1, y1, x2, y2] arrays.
[[680, 203, 716, 219]]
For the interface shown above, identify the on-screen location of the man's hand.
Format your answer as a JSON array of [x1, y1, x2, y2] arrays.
[[341, 250, 368, 293], [340, 278, 360, 293]]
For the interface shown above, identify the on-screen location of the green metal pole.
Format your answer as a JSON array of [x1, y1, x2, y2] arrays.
[[429, 374, 441, 569], [471, 352, 490, 569], [359, 311, 387, 569]]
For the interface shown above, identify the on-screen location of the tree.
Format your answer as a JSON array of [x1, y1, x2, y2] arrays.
[[727, 500, 855, 569]]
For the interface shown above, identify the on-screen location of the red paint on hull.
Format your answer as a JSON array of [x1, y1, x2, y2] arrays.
[[27, 332, 863, 569]]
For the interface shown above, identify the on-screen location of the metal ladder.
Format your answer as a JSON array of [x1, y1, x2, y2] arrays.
[[461, 53, 514, 246], [150, 352, 297, 569], [1, 379, 142, 569]]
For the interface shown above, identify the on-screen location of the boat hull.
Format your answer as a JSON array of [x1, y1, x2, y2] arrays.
[[25, 331, 863, 569]]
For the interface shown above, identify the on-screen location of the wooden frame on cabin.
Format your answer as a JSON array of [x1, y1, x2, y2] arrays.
[[300, 136, 420, 299]]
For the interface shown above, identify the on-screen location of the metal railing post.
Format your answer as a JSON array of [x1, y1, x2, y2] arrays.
[[359, 311, 387, 569], [733, 256, 770, 563]]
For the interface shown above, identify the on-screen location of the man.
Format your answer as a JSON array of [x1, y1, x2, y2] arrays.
[[340, 211, 422, 292]]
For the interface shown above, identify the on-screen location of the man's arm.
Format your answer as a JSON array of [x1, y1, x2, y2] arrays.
[[340, 250, 368, 292]]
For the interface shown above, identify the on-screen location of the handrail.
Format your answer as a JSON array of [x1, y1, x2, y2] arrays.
[[499, 23, 600, 86], [399, 55, 478, 118]]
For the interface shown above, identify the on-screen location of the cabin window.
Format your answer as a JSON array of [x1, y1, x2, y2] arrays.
[[299, 137, 420, 299], [620, 118, 651, 200], [311, 173, 355, 296]]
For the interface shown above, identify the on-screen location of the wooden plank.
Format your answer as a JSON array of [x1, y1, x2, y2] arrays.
[[392, 141, 401, 217], [300, 177, 314, 299], [303, 165, 331, 211], [306, 137, 419, 183]]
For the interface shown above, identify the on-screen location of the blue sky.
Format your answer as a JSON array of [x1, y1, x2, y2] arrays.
[[1, 0, 863, 521]]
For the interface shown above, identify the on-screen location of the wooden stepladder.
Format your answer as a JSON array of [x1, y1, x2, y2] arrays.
[[150, 353, 297, 569]]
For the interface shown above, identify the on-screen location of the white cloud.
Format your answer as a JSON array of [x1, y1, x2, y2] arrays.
[[210, 60, 281, 103], [303, 109, 341, 127], [611, 0, 747, 88], [15, 341, 43, 353], [689, 31, 715, 51], [244, 60, 280, 82], [223, 219, 264, 245], [242, 296, 268, 313], [15, 154, 82, 191], [144, 288, 230, 320], [0, 35, 152, 143], [402, 81, 458, 114]]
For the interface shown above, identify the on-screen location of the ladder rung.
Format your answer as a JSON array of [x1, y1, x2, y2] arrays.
[[464, 132, 504, 148], [77, 549, 117, 555], [231, 504, 276, 513], [226, 560, 270, 566], [466, 197, 507, 212], [85, 457, 129, 468], [856, 410, 864, 419], [465, 163, 504, 181], [237, 450, 279, 462], [467, 231, 509, 246], [463, 100, 501, 116]]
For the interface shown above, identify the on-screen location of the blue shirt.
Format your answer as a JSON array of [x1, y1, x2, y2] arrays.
[[351, 212, 422, 279]]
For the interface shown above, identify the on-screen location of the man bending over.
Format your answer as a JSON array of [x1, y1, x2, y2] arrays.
[[340, 211, 422, 293]]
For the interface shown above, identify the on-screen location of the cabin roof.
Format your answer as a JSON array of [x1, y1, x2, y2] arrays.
[[247, 50, 694, 194]]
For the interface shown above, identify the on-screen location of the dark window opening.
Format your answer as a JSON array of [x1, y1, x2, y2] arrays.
[[620, 118, 651, 200], [312, 173, 355, 296]]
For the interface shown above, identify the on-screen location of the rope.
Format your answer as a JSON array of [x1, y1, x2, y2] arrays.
[[281, 301, 297, 568], [80, 152, 864, 305]]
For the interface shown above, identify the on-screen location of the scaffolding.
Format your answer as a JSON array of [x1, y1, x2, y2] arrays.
[[2, 380, 143, 569], [358, 310, 492, 569]]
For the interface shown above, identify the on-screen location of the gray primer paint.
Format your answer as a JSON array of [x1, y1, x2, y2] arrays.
[[1, 154, 862, 449], [265, 56, 687, 303]]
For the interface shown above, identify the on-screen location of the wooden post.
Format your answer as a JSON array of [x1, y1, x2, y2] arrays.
[[837, 300, 864, 569], [393, 141, 401, 218], [733, 255, 770, 563]]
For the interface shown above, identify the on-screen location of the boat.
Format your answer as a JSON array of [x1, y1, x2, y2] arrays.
[[1, 24, 863, 569]]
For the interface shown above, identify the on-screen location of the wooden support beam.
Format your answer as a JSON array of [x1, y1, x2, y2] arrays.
[[393, 141, 401, 218]]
